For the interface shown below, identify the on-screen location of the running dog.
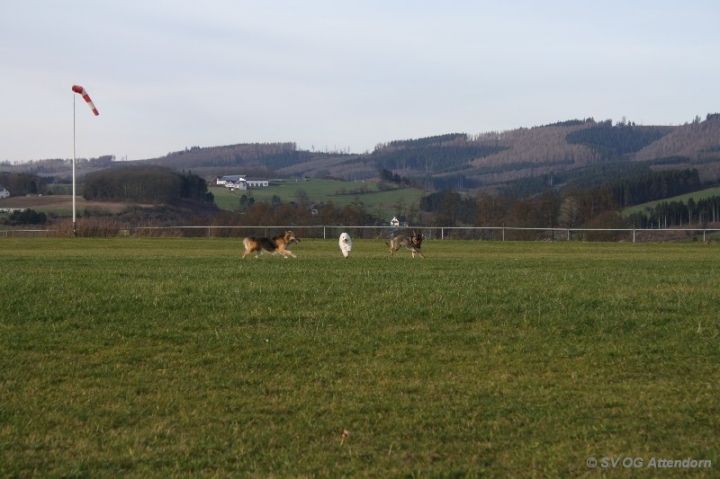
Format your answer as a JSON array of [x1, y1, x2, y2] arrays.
[[387, 231, 425, 259], [242, 230, 299, 259], [338, 232, 352, 258]]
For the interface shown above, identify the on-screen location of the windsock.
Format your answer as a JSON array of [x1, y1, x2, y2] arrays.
[[71, 85, 99, 116]]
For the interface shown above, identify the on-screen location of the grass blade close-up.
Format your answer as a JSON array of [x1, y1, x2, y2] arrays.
[[1, 238, 718, 477]]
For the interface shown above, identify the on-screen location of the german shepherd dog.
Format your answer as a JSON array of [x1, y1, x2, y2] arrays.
[[387, 231, 425, 259], [242, 230, 299, 259]]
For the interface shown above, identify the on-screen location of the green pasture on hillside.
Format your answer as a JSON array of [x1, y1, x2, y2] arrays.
[[211, 179, 425, 216], [1, 239, 718, 477], [622, 186, 720, 217]]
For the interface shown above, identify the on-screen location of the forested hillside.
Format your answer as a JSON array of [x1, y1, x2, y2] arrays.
[[149, 142, 351, 179], [4, 115, 720, 197], [129, 115, 719, 191], [635, 114, 720, 162], [371, 133, 506, 174], [565, 121, 671, 159]]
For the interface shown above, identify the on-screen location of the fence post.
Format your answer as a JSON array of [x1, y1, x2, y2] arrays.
[[633, 229, 636, 243], [567, 229, 570, 241], [502, 224, 505, 241]]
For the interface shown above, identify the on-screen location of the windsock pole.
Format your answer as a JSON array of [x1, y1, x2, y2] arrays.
[[73, 95, 76, 235], [71, 85, 99, 236]]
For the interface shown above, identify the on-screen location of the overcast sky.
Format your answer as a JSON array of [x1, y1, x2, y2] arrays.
[[2, 0, 719, 162]]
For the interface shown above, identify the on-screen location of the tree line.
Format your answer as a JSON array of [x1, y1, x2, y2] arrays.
[[0, 172, 47, 195], [416, 168, 707, 232], [610, 169, 700, 207], [626, 196, 720, 228], [83, 166, 213, 204]]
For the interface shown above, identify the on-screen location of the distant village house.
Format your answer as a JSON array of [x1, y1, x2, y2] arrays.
[[215, 175, 269, 191], [390, 216, 408, 227], [0, 186, 10, 199]]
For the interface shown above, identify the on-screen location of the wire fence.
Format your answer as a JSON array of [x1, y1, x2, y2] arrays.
[[2, 224, 720, 242]]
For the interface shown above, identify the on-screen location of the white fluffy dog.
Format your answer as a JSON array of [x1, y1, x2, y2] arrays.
[[338, 232, 352, 258]]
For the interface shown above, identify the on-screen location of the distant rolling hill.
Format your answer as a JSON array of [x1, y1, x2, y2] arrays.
[[7, 115, 720, 196], [140, 116, 720, 194]]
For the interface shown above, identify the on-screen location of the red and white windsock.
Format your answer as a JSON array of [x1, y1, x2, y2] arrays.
[[71, 85, 99, 116]]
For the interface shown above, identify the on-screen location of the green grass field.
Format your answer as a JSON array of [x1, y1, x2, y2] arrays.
[[1, 239, 718, 477], [212, 179, 425, 215]]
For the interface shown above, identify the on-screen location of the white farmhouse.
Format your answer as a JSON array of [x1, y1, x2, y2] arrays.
[[0, 186, 10, 199], [215, 175, 268, 191], [214, 175, 247, 191], [215, 175, 243, 186]]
